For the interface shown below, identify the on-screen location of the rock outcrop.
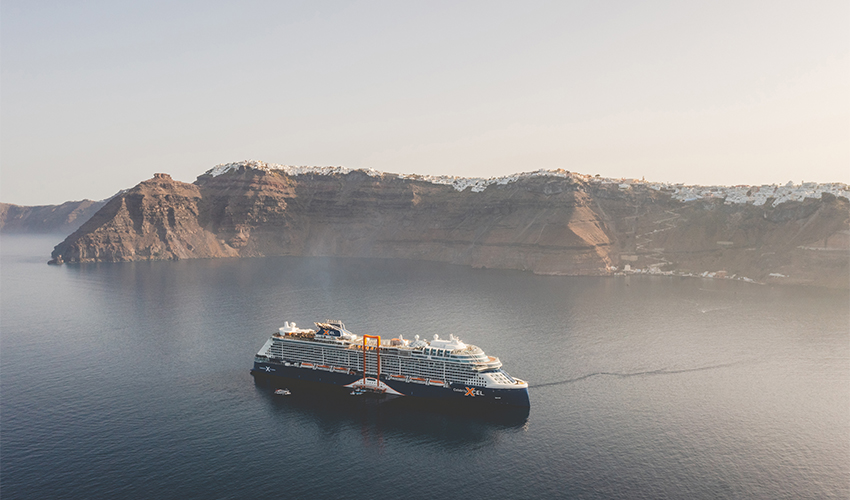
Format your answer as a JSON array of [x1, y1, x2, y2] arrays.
[[47, 163, 850, 288], [47, 174, 238, 264]]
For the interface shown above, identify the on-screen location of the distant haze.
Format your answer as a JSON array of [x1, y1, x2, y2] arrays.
[[1, 1, 848, 205]]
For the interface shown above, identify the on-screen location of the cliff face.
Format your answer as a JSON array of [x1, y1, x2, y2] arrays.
[[48, 165, 850, 288], [590, 187, 849, 288], [48, 174, 238, 263], [0, 199, 106, 234]]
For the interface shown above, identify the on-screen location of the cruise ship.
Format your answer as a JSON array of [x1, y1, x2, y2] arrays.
[[250, 320, 530, 407]]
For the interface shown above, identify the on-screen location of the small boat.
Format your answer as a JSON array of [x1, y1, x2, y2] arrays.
[[274, 388, 291, 396]]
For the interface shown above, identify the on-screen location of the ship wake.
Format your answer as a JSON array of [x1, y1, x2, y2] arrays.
[[528, 360, 752, 389]]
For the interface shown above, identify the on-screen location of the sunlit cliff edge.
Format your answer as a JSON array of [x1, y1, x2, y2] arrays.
[[32, 161, 850, 289]]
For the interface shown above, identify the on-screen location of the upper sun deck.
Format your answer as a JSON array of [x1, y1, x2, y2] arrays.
[[270, 322, 502, 369]]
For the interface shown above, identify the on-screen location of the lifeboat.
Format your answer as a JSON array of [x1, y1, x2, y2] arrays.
[[429, 380, 445, 386], [317, 365, 331, 371], [410, 377, 426, 383], [301, 362, 314, 368], [390, 374, 406, 380], [333, 366, 348, 372]]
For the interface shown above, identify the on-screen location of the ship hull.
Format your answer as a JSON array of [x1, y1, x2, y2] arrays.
[[251, 361, 530, 407]]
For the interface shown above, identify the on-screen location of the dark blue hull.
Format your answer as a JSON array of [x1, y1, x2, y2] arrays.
[[251, 361, 530, 407]]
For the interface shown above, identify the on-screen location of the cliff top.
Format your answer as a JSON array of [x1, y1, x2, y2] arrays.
[[203, 160, 850, 207]]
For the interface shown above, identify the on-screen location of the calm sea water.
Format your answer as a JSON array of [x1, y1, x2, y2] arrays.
[[1, 235, 848, 500]]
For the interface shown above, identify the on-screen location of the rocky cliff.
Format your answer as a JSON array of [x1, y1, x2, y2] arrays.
[[0, 199, 106, 235], [48, 162, 850, 289]]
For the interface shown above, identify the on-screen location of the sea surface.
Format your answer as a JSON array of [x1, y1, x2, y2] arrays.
[[1, 235, 848, 500]]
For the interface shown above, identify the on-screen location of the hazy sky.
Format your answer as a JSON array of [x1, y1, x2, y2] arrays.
[[1, 1, 848, 205]]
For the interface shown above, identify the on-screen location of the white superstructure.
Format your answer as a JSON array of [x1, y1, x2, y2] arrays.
[[255, 321, 526, 390]]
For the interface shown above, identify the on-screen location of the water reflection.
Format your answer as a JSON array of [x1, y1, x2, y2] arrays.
[[253, 381, 528, 450], [3, 238, 847, 500]]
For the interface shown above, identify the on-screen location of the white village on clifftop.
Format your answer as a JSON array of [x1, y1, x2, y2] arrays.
[[207, 160, 849, 208]]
